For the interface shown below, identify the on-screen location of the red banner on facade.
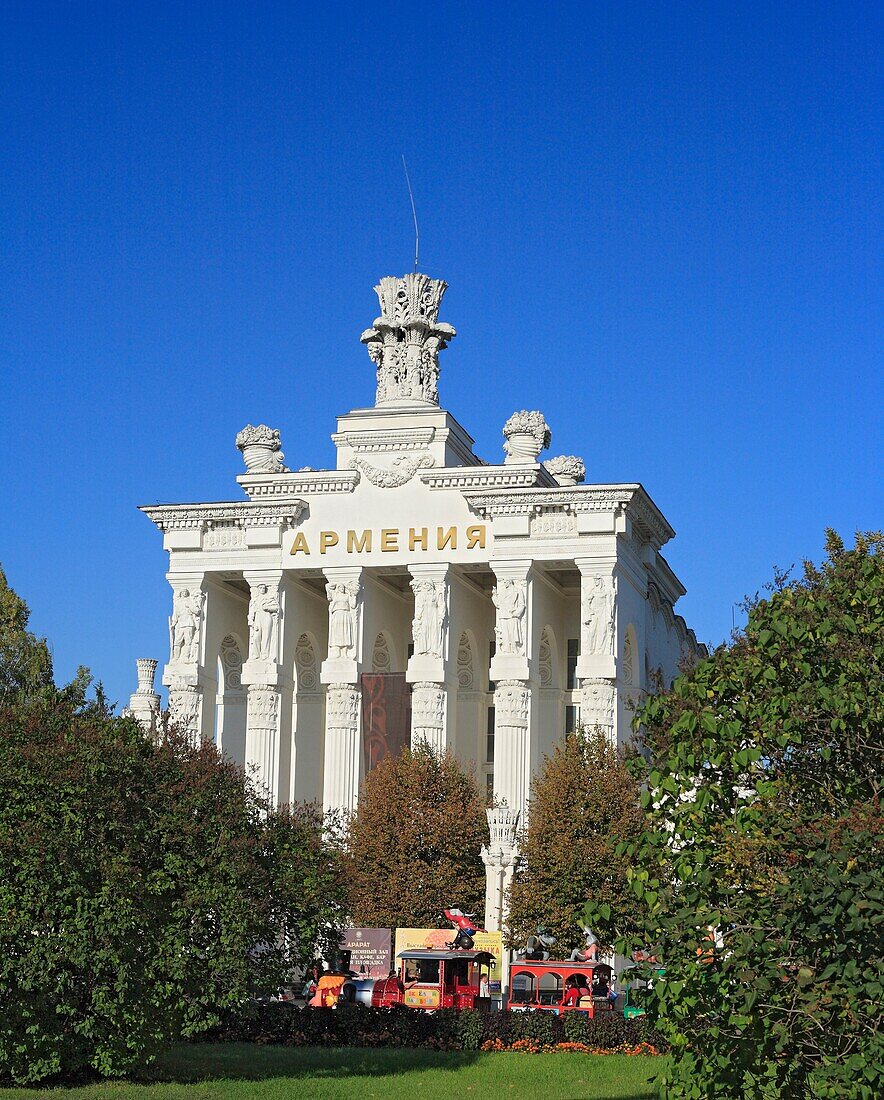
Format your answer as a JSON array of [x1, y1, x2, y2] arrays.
[[361, 673, 410, 774]]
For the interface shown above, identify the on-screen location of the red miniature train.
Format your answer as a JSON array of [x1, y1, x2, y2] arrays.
[[349, 948, 496, 1010]]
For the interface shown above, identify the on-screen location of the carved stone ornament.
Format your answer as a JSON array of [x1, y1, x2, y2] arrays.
[[247, 685, 280, 729], [411, 682, 446, 729], [295, 633, 318, 693], [326, 580, 359, 659], [581, 678, 616, 727], [582, 573, 616, 656], [543, 455, 586, 486], [235, 424, 289, 474], [492, 579, 527, 655], [169, 588, 205, 665], [248, 583, 280, 661], [351, 452, 434, 487], [494, 680, 530, 727], [326, 684, 361, 728], [360, 273, 456, 406], [168, 685, 201, 743], [136, 658, 159, 695], [486, 805, 520, 849], [502, 410, 551, 464], [411, 579, 446, 658]]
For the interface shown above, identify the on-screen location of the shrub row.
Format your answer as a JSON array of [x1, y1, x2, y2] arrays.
[[202, 1002, 664, 1053]]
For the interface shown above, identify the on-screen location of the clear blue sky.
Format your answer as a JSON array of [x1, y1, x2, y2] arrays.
[[1, 2, 881, 707]]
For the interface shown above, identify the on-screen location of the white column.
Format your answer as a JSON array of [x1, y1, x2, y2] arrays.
[[575, 558, 618, 740], [489, 560, 533, 818], [406, 564, 452, 752], [162, 573, 208, 746], [320, 568, 364, 815], [241, 570, 290, 807]]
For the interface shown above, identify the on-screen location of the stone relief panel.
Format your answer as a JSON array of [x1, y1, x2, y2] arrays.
[[411, 683, 446, 729], [203, 524, 246, 550], [326, 684, 361, 729], [219, 634, 244, 693], [411, 579, 446, 658], [350, 452, 434, 487], [457, 633, 474, 690], [169, 588, 205, 665], [326, 580, 360, 659], [295, 633, 318, 694], [622, 628, 636, 686], [493, 680, 530, 727], [529, 510, 578, 537], [247, 686, 280, 729], [538, 628, 553, 688], [581, 678, 615, 729], [492, 579, 527, 655], [248, 583, 280, 662], [371, 633, 391, 674], [582, 574, 615, 656]]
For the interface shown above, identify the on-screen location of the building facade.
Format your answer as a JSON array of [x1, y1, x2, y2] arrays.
[[133, 273, 701, 927]]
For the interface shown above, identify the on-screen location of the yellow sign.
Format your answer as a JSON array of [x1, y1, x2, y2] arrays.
[[404, 986, 441, 1009], [394, 927, 503, 989], [290, 525, 487, 556]]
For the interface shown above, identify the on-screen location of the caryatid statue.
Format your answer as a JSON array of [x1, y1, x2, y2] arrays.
[[248, 583, 280, 661], [492, 579, 527, 654], [170, 589, 204, 664], [582, 574, 615, 655], [326, 580, 359, 658], [411, 579, 446, 658]]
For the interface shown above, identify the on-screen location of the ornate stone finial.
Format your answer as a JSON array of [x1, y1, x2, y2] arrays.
[[360, 274, 456, 406], [236, 425, 289, 474], [502, 411, 551, 464], [543, 455, 586, 486], [135, 658, 159, 695]]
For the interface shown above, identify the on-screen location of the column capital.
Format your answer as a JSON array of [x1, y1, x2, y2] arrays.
[[489, 558, 534, 582]]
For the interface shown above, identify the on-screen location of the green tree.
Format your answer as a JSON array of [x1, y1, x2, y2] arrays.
[[345, 743, 487, 928], [0, 695, 346, 1084], [587, 532, 883, 1099], [507, 726, 643, 953], [0, 564, 54, 698]]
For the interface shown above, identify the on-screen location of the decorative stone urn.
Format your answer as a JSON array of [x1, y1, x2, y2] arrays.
[[543, 455, 586, 486], [235, 424, 288, 473], [502, 410, 551, 465]]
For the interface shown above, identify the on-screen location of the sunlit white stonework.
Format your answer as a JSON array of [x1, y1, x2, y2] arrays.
[[136, 273, 702, 923]]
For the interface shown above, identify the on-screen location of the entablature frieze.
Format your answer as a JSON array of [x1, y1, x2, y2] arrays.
[[141, 500, 307, 532], [464, 484, 674, 548], [238, 470, 358, 498]]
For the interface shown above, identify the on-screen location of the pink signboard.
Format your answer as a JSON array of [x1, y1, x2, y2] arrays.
[[342, 928, 392, 978]]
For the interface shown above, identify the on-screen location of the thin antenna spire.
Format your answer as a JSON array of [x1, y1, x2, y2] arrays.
[[401, 154, 419, 271]]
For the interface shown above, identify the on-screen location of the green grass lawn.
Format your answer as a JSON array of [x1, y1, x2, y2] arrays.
[[0, 1043, 665, 1099]]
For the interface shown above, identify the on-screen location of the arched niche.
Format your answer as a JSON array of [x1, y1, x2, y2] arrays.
[[538, 625, 560, 688], [294, 631, 320, 695], [457, 630, 476, 690], [213, 632, 247, 766]]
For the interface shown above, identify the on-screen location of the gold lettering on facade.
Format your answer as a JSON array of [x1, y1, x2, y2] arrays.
[[380, 529, 399, 552], [290, 532, 309, 555], [347, 530, 372, 553], [466, 525, 486, 549], [319, 531, 339, 554], [437, 526, 457, 550], [409, 527, 428, 551]]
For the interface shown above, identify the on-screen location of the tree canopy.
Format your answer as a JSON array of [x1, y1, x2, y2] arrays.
[[507, 726, 643, 953], [345, 743, 487, 928], [586, 532, 883, 1099], [0, 569, 347, 1084]]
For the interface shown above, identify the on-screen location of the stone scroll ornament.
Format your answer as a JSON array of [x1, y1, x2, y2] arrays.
[[169, 589, 205, 664], [235, 424, 289, 474], [582, 574, 616, 655], [248, 583, 280, 661], [360, 274, 456, 406], [326, 580, 359, 659], [411, 579, 446, 658], [492, 579, 527, 655]]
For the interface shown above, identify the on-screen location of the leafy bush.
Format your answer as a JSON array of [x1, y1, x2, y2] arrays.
[[208, 1002, 662, 1053], [586, 532, 884, 1099]]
